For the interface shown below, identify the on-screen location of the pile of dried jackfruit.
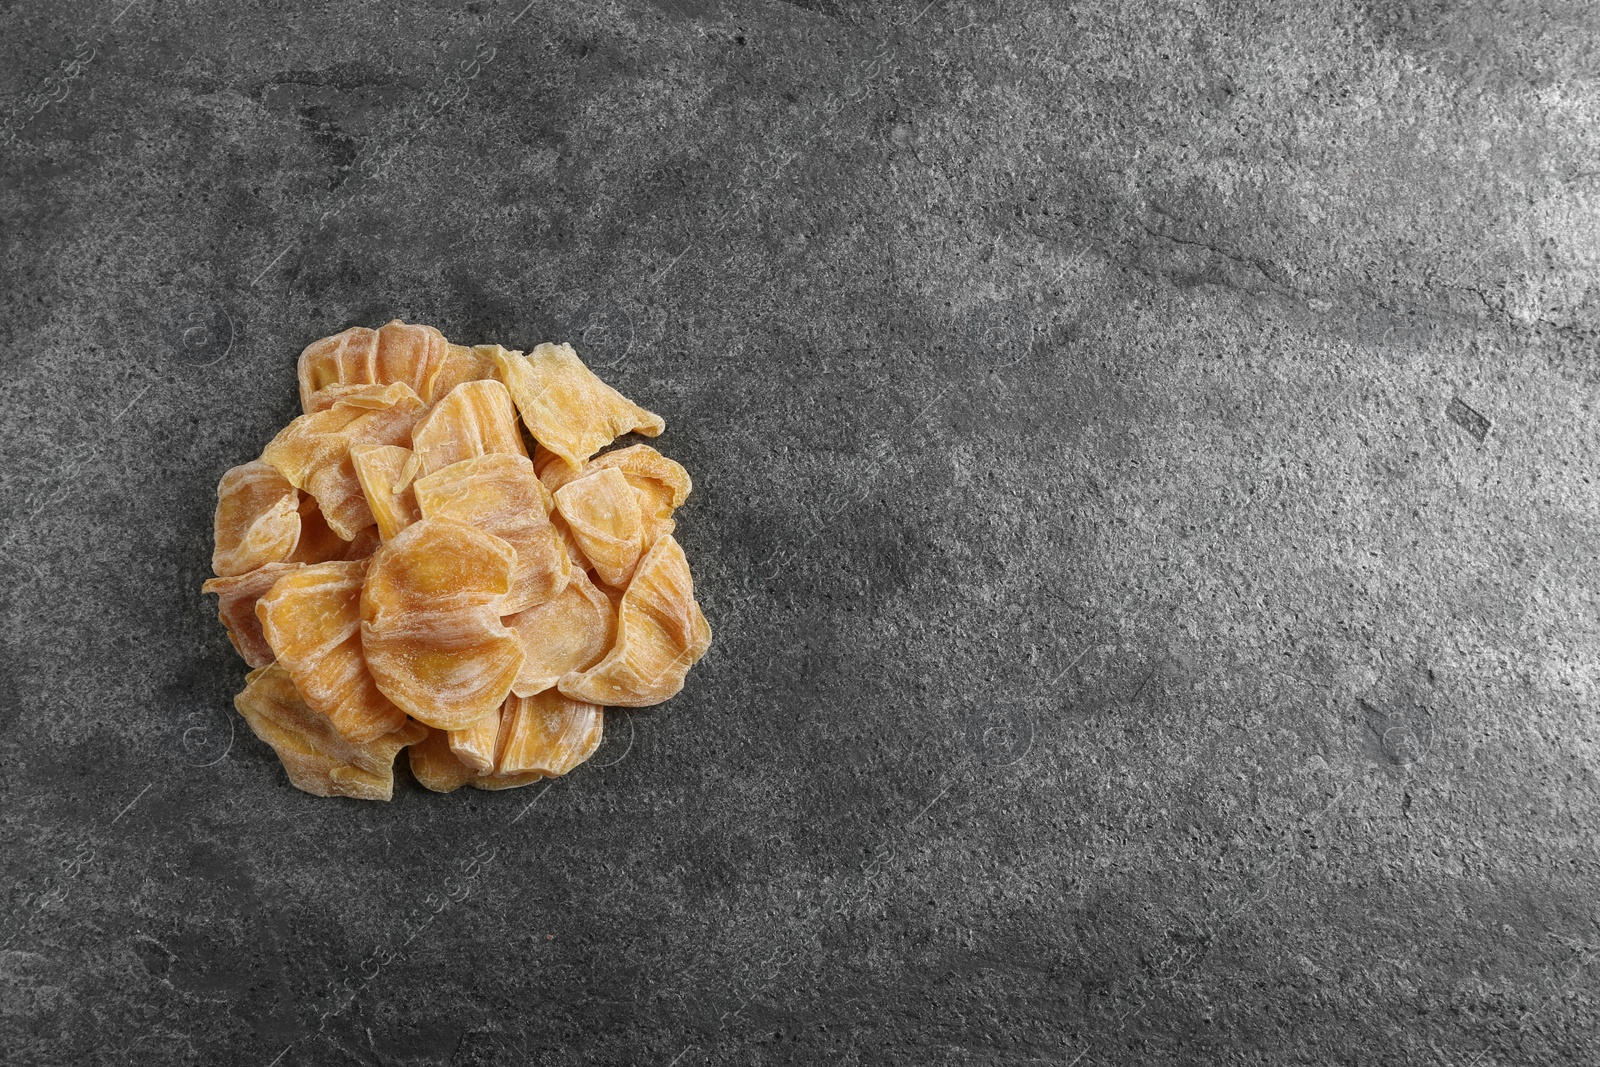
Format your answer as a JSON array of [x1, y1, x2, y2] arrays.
[[202, 321, 710, 800]]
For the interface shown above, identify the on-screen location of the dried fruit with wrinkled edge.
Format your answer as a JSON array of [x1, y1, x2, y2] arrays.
[[202, 562, 302, 668], [256, 559, 410, 742], [413, 452, 569, 614], [361, 518, 523, 730], [561, 535, 710, 707], [409, 727, 479, 793], [351, 444, 421, 541], [236, 663, 425, 800], [212, 461, 302, 577], [448, 710, 502, 775], [411, 378, 529, 476], [539, 443, 691, 551], [288, 495, 350, 564], [505, 568, 615, 697], [262, 382, 426, 539], [553, 467, 645, 589], [298, 320, 451, 412], [432, 343, 502, 402], [411, 691, 603, 792], [489, 690, 603, 782], [492, 342, 664, 467]]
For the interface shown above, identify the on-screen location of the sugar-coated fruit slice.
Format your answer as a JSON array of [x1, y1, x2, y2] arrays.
[[492, 342, 663, 467], [351, 444, 421, 541], [490, 689, 603, 780], [506, 568, 616, 697], [202, 562, 302, 667], [262, 382, 426, 539], [360, 518, 523, 730], [235, 663, 425, 801], [412, 377, 529, 476], [559, 535, 710, 707], [297, 320, 451, 413], [539, 443, 691, 551], [552, 467, 645, 589], [212, 461, 302, 577], [256, 559, 409, 742], [412, 452, 570, 614]]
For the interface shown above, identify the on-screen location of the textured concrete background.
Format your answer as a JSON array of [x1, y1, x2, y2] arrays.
[[3, 0, 1600, 1063]]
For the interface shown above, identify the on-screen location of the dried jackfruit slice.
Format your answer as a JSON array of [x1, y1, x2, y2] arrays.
[[236, 663, 425, 801], [505, 568, 616, 697], [262, 382, 426, 539], [448, 709, 502, 775], [297, 320, 451, 412], [492, 343, 664, 467], [408, 727, 479, 793], [212, 461, 302, 577], [552, 467, 645, 589], [341, 525, 383, 561], [491, 690, 603, 780], [541, 444, 691, 551], [286, 495, 351, 565], [361, 518, 523, 730], [412, 452, 570, 614], [256, 559, 409, 742], [351, 444, 421, 541], [560, 535, 711, 707], [202, 562, 302, 667], [432, 343, 502, 402], [411, 379, 529, 476]]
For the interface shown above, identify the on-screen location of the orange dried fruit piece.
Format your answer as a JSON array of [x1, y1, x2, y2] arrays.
[[361, 518, 523, 730], [413, 691, 605, 792], [412, 452, 570, 614], [262, 382, 426, 539], [256, 559, 409, 743], [490, 690, 603, 782], [212, 461, 302, 577], [297, 320, 451, 412], [432, 343, 502, 402], [540, 444, 691, 551], [286, 495, 351, 564], [351, 444, 421, 541], [408, 727, 480, 793], [561, 535, 710, 707], [411, 378, 529, 476], [506, 568, 615, 697], [202, 562, 302, 667], [553, 467, 646, 589], [492, 342, 664, 467], [235, 663, 425, 801]]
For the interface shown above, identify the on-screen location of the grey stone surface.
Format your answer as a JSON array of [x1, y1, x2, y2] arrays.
[[3, 0, 1600, 1063]]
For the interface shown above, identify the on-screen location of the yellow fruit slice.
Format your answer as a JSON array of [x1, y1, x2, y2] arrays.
[[202, 562, 302, 668], [235, 663, 425, 801], [212, 461, 301, 577], [297, 320, 451, 413], [560, 535, 710, 707], [360, 518, 522, 730], [350, 444, 421, 541], [255, 559, 409, 742], [505, 568, 615, 697], [411, 379, 529, 476], [492, 342, 663, 467], [552, 467, 645, 589], [412, 452, 570, 614], [261, 382, 426, 539]]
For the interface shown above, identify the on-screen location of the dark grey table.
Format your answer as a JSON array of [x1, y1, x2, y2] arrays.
[[4, 1, 1597, 1064]]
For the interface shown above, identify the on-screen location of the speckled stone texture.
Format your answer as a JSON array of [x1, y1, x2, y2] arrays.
[[3, 0, 1599, 1063]]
